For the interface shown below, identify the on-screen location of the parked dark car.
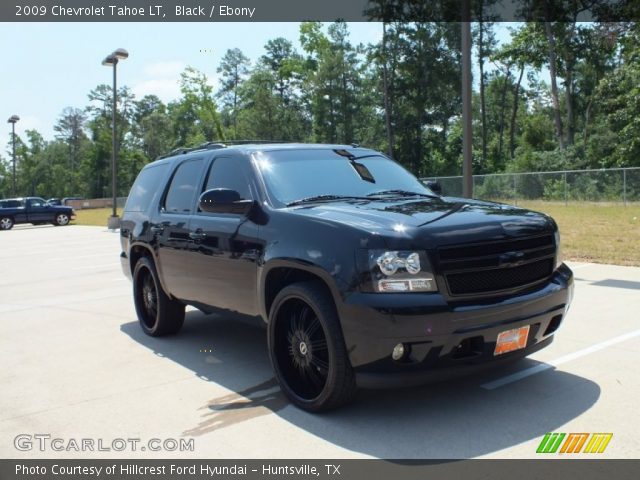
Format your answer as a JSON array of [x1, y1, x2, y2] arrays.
[[120, 143, 573, 412], [0, 197, 76, 230]]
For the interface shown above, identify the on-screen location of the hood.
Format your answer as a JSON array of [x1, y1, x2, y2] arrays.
[[286, 196, 554, 248]]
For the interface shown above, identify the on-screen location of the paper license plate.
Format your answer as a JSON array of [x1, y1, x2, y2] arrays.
[[494, 325, 530, 356]]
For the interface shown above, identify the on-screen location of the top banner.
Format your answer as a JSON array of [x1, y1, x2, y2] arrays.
[[2, 0, 640, 22]]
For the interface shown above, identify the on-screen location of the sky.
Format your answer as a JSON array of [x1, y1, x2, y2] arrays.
[[0, 22, 514, 142], [0, 22, 382, 141]]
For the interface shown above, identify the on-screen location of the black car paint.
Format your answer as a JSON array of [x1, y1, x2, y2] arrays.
[[120, 144, 573, 387]]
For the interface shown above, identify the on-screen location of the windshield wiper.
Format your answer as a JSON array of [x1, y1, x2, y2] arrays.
[[286, 195, 370, 207], [366, 189, 438, 199]]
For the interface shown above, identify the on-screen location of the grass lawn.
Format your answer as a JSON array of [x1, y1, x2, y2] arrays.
[[73, 203, 640, 266], [518, 201, 640, 267], [74, 208, 123, 227]]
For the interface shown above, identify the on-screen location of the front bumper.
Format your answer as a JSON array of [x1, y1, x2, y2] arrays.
[[337, 264, 574, 388]]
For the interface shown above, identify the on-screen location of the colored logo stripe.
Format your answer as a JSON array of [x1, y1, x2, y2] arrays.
[[537, 433, 613, 454], [537, 433, 566, 453], [560, 433, 589, 453], [583, 433, 613, 453]]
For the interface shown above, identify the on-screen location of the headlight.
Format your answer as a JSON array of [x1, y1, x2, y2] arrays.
[[377, 251, 421, 275], [554, 230, 562, 270], [367, 250, 437, 293]]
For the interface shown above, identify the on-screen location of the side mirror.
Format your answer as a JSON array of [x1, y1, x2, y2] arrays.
[[199, 188, 254, 215], [425, 180, 442, 195]]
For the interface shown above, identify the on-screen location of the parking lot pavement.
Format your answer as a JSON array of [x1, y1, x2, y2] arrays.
[[1, 225, 639, 459]]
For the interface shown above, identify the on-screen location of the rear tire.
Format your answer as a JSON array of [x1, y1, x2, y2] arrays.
[[268, 281, 357, 412], [0, 217, 14, 230], [133, 256, 185, 336]]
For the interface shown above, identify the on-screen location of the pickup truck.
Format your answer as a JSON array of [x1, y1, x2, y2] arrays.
[[0, 197, 76, 230]]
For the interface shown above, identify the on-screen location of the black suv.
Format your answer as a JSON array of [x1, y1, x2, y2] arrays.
[[120, 143, 573, 412]]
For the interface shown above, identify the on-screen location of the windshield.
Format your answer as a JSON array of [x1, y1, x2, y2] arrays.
[[254, 149, 433, 206]]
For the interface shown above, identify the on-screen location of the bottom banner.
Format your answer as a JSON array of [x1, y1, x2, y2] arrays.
[[0, 459, 637, 480]]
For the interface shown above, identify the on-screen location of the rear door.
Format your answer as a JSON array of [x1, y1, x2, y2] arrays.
[[185, 154, 262, 316], [153, 156, 207, 300]]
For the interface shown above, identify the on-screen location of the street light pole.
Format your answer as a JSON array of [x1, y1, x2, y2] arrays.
[[7, 115, 20, 196], [102, 48, 128, 229], [461, 0, 473, 199], [112, 58, 117, 220]]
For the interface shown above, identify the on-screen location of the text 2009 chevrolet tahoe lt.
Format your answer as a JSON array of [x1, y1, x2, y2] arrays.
[[119, 143, 573, 412]]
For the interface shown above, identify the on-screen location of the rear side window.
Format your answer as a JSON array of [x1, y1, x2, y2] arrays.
[[163, 157, 205, 213], [125, 163, 168, 212]]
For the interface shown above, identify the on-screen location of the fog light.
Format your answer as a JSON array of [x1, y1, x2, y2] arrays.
[[392, 343, 407, 361]]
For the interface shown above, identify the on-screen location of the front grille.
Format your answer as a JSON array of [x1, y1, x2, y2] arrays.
[[446, 258, 554, 295], [437, 234, 555, 296]]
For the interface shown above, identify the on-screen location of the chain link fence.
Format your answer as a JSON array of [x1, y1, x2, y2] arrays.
[[422, 167, 640, 204]]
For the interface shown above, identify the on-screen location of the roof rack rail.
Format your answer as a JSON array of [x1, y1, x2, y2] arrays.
[[157, 147, 196, 159], [156, 140, 294, 159], [218, 140, 291, 145]]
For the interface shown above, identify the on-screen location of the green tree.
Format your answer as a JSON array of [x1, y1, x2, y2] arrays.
[[217, 48, 250, 137], [170, 66, 224, 146]]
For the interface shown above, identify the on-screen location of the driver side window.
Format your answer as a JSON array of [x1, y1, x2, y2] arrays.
[[204, 156, 252, 201]]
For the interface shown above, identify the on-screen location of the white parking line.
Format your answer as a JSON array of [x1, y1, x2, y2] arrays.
[[481, 329, 640, 390], [567, 263, 595, 270]]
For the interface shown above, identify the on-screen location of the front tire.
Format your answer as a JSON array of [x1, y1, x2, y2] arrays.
[[54, 213, 70, 226], [0, 217, 14, 230], [268, 281, 357, 412], [133, 257, 185, 336]]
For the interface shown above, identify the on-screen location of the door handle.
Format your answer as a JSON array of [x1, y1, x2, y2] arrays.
[[189, 231, 207, 240], [150, 225, 164, 235]]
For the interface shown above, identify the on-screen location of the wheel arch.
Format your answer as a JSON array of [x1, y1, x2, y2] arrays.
[[260, 260, 343, 324], [128, 242, 175, 300]]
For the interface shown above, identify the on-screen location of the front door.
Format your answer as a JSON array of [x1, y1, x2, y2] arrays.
[[185, 155, 262, 316], [26, 198, 50, 222]]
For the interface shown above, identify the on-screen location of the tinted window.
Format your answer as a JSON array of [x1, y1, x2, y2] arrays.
[[204, 156, 252, 200], [164, 158, 205, 213], [124, 163, 169, 212], [256, 149, 433, 205], [1, 200, 22, 208]]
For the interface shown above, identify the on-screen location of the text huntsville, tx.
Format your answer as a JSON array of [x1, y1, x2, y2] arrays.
[[15, 4, 257, 19]]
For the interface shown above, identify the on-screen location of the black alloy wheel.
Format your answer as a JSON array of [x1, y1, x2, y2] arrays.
[[133, 257, 185, 336], [268, 281, 356, 412]]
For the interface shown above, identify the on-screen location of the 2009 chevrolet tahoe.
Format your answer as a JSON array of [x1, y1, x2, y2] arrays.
[[119, 142, 573, 412]]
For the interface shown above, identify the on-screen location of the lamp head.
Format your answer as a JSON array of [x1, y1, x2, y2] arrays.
[[114, 48, 129, 60], [102, 54, 116, 66]]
